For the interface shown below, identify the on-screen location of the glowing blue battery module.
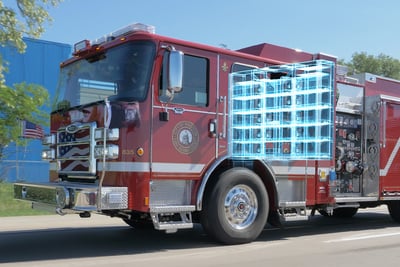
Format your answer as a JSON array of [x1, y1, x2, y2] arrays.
[[229, 60, 335, 159]]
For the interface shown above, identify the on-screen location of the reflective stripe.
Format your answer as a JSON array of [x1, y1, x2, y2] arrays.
[[272, 165, 315, 176], [98, 162, 150, 172], [380, 137, 400, 176], [52, 160, 316, 175], [152, 162, 205, 173]]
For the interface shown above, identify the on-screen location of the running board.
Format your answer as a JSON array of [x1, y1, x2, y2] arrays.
[[279, 202, 309, 222], [150, 205, 195, 233], [335, 197, 378, 203]]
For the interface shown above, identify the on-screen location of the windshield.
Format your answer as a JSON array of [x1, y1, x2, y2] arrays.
[[53, 41, 155, 111]]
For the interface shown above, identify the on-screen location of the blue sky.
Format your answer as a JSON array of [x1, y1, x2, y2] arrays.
[[40, 0, 400, 61]]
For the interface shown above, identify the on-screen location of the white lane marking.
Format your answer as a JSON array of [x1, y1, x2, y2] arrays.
[[324, 232, 400, 243]]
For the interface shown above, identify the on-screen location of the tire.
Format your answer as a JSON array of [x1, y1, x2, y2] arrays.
[[201, 167, 269, 245], [333, 207, 358, 218], [317, 209, 330, 217], [388, 201, 400, 223], [318, 207, 358, 218]]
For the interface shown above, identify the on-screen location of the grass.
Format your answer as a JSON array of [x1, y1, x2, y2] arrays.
[[0, 182, 51, 216]]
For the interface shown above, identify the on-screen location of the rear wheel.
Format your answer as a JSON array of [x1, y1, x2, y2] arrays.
[[201, 167, 269, 244], [388, 201, 400, 223], [333, 207, 358, 218]]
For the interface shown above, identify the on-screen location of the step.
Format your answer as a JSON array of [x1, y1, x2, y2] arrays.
[[150, 205, 195, 213], [280, 214, 309, 222], [155, 221, 194, 233], [279, 201, 306, 208], [150, 205, 195, 233]]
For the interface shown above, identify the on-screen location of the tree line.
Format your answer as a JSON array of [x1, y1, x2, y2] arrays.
[[339, 52, 400, 80]]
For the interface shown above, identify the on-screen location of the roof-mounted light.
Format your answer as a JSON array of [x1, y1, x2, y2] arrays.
[[72, 23, 155, 56], [113, 23, 155, 37], [92, 23, 155, 46], [74, 39, 91, 54]]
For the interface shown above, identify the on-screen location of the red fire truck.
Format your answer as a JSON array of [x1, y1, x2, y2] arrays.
[[14, 23, 400, 244]]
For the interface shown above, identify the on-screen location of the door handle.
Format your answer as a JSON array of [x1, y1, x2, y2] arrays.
[[209, 119, 217, 138]]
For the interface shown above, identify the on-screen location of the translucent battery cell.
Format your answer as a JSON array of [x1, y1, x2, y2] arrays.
[[229, 60, 334, 159]]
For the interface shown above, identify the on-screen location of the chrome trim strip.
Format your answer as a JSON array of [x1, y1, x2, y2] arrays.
[[196, 155, 229, 210], [153, 105, 216, 115], [335, 197, 378, 203], [216, 54, 220, 158], [380, 94, 400, 103], [97, 161, 205, 173], [381, 197, 400, 201]]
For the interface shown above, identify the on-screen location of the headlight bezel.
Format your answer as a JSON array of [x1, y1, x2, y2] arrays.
[[94, 128, 119, 141], [94, 144, 119, 159]]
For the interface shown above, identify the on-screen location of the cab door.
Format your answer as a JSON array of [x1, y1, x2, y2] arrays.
[[151, 48, 218, 183]]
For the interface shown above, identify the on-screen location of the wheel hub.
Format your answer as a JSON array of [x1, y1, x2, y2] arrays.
[[224, 184, 258, 230]]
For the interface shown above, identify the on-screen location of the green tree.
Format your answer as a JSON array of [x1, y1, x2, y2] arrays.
[[0, 0, 61, 157], [342, 52, 400, 80]]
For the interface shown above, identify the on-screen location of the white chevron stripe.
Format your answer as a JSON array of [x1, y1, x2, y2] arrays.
[[380, 138, 400, 176]]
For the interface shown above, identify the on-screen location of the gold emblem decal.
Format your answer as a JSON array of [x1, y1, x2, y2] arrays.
[[221, 62, 228, 72], [172, 121, 199, 154]]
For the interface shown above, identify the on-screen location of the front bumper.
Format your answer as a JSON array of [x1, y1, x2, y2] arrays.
[[14, 182, 128, 213]]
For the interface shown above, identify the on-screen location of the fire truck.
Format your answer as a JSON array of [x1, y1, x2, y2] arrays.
[[14, 23, 400, 244]]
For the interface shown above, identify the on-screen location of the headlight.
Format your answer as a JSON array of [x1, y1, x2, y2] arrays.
[[95, 128, 119, 141], [42, 134, 56, 145], [94, 144, 119, 159], [42, 149, 55, 160]]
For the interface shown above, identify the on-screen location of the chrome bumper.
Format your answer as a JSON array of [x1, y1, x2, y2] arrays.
[[14, 182, 128, 213]]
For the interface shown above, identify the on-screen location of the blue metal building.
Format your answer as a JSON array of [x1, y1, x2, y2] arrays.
[[0, 38, 71, 182]]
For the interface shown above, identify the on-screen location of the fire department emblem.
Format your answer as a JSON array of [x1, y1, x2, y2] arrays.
[[172, 121, 199, 154]]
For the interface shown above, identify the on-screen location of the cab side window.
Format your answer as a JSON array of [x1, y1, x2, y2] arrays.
[[231, 63, 258, 83], [160, 52, 209, 107], [231, 63, 256, 73]]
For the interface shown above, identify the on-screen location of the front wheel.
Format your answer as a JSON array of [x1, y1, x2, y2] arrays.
[[201, 167, 269, 244]]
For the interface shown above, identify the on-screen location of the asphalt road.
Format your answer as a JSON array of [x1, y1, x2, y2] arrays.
[[0, 206, 399, 267]]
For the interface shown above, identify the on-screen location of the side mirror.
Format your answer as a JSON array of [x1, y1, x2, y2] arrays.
[[168, 50, 183, 93]]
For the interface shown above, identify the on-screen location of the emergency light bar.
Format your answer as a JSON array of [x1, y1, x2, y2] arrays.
[[73, 23, 155, 55], [92, 23, 155, 45], [74, 40, 90, 54]]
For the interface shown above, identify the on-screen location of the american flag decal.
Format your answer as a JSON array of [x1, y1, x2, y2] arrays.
[[57, 125, 95, 175]]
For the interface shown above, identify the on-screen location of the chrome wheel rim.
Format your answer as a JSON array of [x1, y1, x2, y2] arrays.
[[224, 184, 258, 230]]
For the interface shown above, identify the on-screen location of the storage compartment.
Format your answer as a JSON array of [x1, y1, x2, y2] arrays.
[[334, 112, 363, 193]]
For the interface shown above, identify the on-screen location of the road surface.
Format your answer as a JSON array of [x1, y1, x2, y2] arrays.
[[0, 207, 399, 267]]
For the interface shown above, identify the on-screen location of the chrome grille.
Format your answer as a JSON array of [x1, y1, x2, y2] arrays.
[[57, 122, 97, 178]]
